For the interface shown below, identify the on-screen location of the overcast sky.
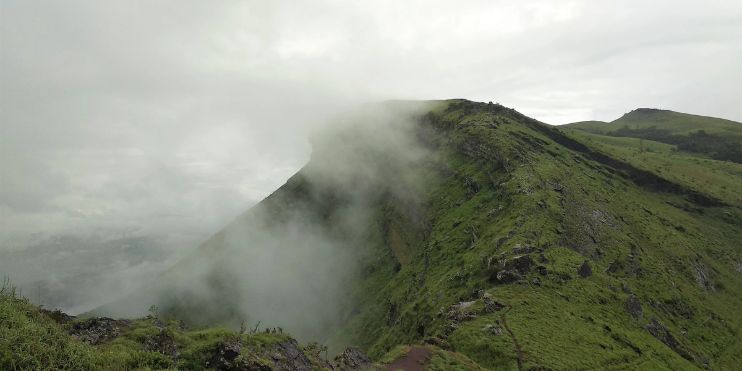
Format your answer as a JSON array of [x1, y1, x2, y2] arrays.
[[1, 0, 741, 282]]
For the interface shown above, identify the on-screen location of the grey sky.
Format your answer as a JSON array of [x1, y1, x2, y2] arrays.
[[1, 1, 741, 308]]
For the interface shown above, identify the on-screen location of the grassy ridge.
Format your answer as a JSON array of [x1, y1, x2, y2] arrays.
[[25, 100, 742, 370], [333, 101, 742, 369], [566, 109, 742, 138]]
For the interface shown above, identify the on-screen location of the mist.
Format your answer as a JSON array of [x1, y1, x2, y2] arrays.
[[89, 103, 436, 347], [1, 0, 741, 328]]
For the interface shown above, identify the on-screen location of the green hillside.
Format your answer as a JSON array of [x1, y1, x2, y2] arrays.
[[7, 100, 742, 370], [564, 109, 742, 163], [1, 280, 481, 370], [566, 108, 742, 138]]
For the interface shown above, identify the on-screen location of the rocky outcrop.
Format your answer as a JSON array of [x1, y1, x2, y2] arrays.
[[143, 329, 179, 360], [331, 347, 373, 370], [493, 269, 522, 283], [505, 254, 534, 274], [270, 339, 314, 371], [693, 263, 715, 291], [645, 318, 694, 362], [69, 317, 129, 345]]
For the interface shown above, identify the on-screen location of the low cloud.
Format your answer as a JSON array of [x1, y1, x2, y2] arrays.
[[1, 0, 740, 315]]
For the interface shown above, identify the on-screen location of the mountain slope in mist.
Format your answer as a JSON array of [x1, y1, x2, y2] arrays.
[[93, 100, 742, 370]]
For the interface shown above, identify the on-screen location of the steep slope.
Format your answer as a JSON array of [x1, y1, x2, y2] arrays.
[[95, 100, 741, 370]]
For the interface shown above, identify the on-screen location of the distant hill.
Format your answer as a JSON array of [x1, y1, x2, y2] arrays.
[[564, 109, 742, 164], [72, 101, 742, 369], [566, 108, 742, 138]]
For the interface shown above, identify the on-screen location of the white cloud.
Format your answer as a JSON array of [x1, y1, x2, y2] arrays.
[[1, 0, 740, 310]]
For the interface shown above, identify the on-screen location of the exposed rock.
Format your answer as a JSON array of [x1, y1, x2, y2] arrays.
[[645, 318, 694, 362], [208, 341, 270, 371], [69, 317, 128, 345], [270, 339, 313, 371], [331, 347, 373, 370], [482, 296, 505, 314], [536, 265, 548, 276], [578, 261, 593, 278], [693, 263, 715, 291], [494, 269, 522, 283], [482, 324, 503, 336], [624, 294, 643, 320], [464, 177, 480, 195], [606, 260, 623, 274], [506, 254, 535, 274], [143, 329, 179, 360], [446, 303, 478, 322]]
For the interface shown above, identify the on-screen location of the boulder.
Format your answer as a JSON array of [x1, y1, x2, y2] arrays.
[[143, 329, 179, 360], [331, 347, 373, 370], [270, 339, 313, 371], [69, 317, 127, 345], [506, 254, 535, 274], [645, 318, 694, 362], [482, 324, 504, 336], [578, 261, 593, 278], [208, 341, 273, 371], [482, 296, 505, 314]]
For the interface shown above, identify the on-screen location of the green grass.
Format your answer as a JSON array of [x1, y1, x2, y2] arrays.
[[565, 108, 742, 139], [0, 282, 331, 370], [17, 100, 741, 370], [0, 285, 103, 370], [332, 101, 742, 369]]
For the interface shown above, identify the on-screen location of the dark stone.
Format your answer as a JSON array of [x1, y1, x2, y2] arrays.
[[506, 254, 535, 274], [495, 269, 522, 283], [270, 339, 313, 371], [645, 318, 694, 362], [464, 177, 480, 195], [693, 263, 715, 291], [537, 265, 548, 276], [143, 329, 179, 360], [625, 294, 643, 320], [482, 296, 505, 313], [209, 341, 271, 371], [578, 260, 593, 278], [69, 317, 128, 345], [331, 347, 373, 370]]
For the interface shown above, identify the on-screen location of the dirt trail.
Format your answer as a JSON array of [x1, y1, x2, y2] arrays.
[[385, 346, 432, 371], [501, 303, 524, 371]]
